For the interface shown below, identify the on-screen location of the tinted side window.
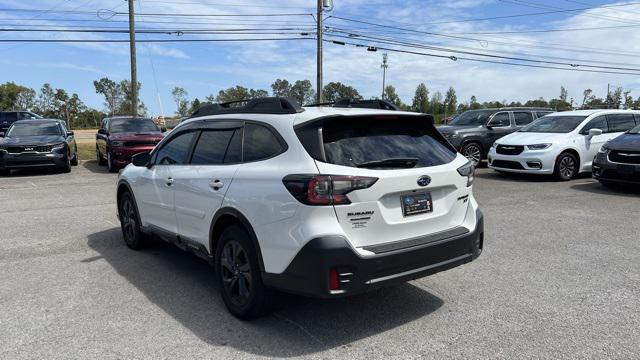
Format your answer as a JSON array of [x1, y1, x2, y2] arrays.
[[1, 112, 17, 121], [514, 112, 534, 126], [190, 130, 235, 165], [155, 131, 196, 165], [224, 129, 242, 163], [580, 116, 608, 134], [488, 112, 511, 127], [536, 111, 551, 119], [243, 123, 284, 162], [607, 114, 636, 132]]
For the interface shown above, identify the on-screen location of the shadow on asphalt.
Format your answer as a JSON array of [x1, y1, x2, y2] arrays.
[[476, 169, 592, 183], [81, 160, 111, 174], [0, 166, 71, 178], [571, 181, 640, 197], [87, 228, 444, 357]]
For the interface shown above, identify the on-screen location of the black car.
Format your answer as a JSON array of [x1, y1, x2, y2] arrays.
[[0, 111, 42, 132], [438, 107, 553, 165], [593, 124, 640, 186], [0, 119, 78, 175]]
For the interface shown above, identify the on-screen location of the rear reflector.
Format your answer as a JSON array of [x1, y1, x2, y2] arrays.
[[329, 269, 340, 291], [283, 174, 378, 205]]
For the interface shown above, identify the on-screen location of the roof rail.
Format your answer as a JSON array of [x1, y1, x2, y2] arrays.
[[190, 97, 303, 118], [305, 98, 400, 111]]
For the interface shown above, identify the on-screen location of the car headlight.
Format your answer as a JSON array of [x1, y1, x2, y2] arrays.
[[526, 143, 551, 150], [457, 161, 475, 187], [52, 143, 66, 150], [598, 145, 610, 154], [111, 141, 125, 147]]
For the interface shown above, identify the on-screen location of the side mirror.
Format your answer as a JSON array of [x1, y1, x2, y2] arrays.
[[161, 126, 167, 133], [486, 124, 493, 130], [98, 128, 107, 135], [132, 151, 151, 167], [587, 128, 603, 139], [66, 131, 74, 137]]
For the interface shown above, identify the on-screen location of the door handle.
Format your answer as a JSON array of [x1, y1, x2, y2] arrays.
[[209, 179, 224, 190], [166, 177, 174, 186]]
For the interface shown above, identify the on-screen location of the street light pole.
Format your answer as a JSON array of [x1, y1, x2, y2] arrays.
[[316, 0, 323, 103], [128, 0, 138, 117], [381, 53, 388, 100]]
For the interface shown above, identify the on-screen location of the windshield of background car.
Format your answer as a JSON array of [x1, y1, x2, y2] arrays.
[[519, 116, 587, 133], [321, 116, 457, 169], [629, 124, 640, 134], [109, 118, 159, 133], [449, 110, 494, 126], [7, 122, 61, 136]]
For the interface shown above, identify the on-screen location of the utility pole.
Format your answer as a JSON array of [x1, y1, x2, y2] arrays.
[[381, 53, 388, 100], [606, 83, 610, 109], [316, 0, 323, 103], [128, 0, 138, 117]]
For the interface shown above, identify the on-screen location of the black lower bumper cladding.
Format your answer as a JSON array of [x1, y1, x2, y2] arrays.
[[263, 210, 484, 298]]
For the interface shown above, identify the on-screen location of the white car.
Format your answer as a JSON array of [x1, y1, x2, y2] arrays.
[[116, 97, 484, 319], [488, 109, 640, 180]]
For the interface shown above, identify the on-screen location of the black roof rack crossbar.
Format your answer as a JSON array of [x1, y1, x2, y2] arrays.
[[190, 97, 304, 118], [304, 98, 400, 111]]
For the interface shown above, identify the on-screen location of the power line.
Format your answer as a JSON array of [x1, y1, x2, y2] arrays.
[[326, 39, 640, 76], [0, 8, 313, 17], [0, 37, 314, 43], [498, 0, 640, 25], [323, 32, 640, 73], [0, 28, 314, 36]]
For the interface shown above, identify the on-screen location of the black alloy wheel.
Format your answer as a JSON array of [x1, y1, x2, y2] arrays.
[[216, 225, 273, 319], [119, 192, 146, 249]]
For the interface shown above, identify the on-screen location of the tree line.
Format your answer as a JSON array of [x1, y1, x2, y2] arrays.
[[2, 78, 640, 128]]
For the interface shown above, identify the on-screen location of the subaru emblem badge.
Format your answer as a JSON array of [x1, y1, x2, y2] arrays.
[[417, 176, 431, 187]]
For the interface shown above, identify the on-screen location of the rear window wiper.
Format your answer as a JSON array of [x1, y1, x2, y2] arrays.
[[356, 157, 419, 169]]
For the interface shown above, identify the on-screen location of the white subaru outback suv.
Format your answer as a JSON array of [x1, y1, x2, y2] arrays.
[[116, 98, 484, 319]]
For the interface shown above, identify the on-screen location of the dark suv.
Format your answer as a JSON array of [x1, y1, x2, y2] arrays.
[[0, 119, 78, 175], [0, 111, 42, 132], [438, 108, 553, 165], [593, 123, 640, 186], [96, 116, 165, 172]]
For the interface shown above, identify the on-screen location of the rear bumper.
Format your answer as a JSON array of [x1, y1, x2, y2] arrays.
[[110, 146, 155, 166], [593, 153, 640, 184], [0, 151, 68, 169], [263, 209, 484, 298]]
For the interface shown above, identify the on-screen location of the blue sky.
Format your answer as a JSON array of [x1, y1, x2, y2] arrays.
[[2, 0, 640, 115]]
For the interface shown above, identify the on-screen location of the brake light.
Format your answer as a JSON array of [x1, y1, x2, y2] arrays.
[[283, 174, 378, 205]]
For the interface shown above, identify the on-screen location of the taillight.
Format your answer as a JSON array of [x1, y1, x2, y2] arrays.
[[283, 174, 378, 205]]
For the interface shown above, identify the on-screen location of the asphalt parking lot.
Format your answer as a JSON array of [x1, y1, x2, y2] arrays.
[[1, 162, 639, 359]]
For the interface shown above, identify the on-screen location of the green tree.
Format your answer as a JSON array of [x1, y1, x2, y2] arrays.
[[469, 95, 482, 110], [270, 79, 291, 98], [444, 86, 457, 115], [119, 80, 146, 115], [93, 77, 123, 116], [430, 91, 443, 115], [411, 83, 430, 113], [524, 97, 549, 108], [171, 87, 190, 117], [211, 86, 268, 103], [189, 98, 202, 114], [607, 87, 623, 109], [322, 82, 362, 103], [0, 82, 34, 111], [560, 86, 569, 103], [290, 80, 315, 106], [37, 83, 57, 117], [383, 85, 403, 107], [581, 89, 594, 108], [16, 87, 36, 111]]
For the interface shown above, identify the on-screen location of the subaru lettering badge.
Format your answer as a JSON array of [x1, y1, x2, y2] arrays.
[[417, 175, 431, 187]]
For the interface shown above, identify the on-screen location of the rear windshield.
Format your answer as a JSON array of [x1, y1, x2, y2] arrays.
[[519, 116, 587, 133], [320, 117, 456, 169]]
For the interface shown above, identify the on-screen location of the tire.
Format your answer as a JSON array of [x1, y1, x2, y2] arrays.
[[554, 152, 578, 181], [216, 225, 273, 320], [71, 150, 79, 166], [461, 142, 483, 167], [61, 153, 72, 173], [97, 146, 106, 166], [107, 151, 117, 173], [119, 192, 147, 250]]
